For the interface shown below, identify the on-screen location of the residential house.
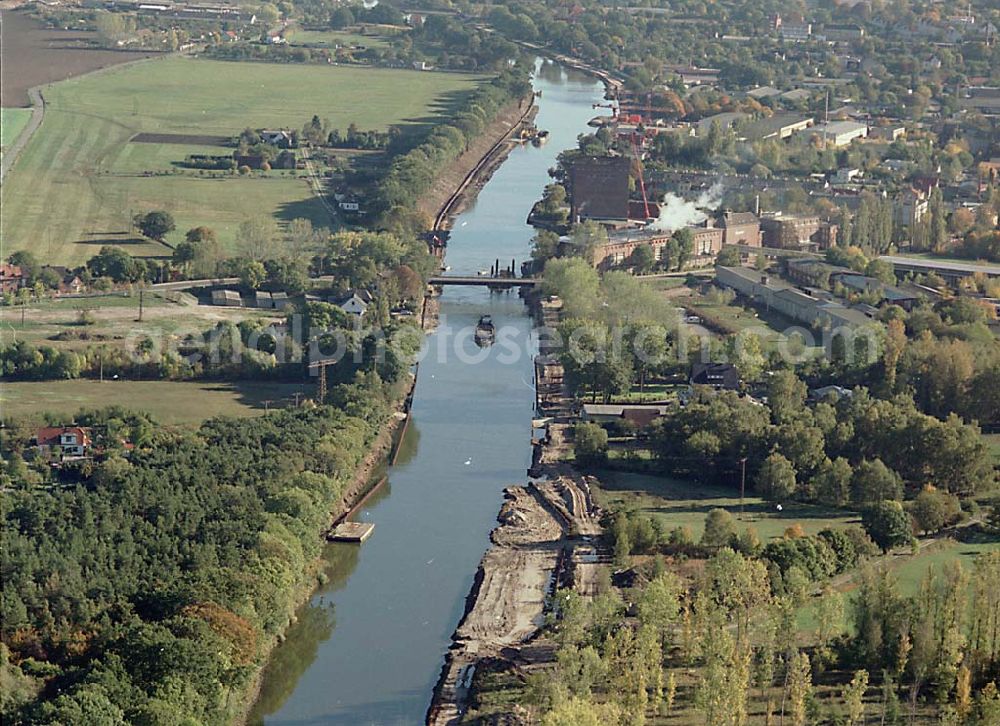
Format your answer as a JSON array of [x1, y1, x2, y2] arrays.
[[271, 292, 292, 310], [260, 129, 293, 147], [61, 274, 85, 294], [41, 265, 85, 294], [833, 167, 861, 184], [35, 426, 92, 458], [255, 291, 274, 309], [333, 289, 373, 317], [1, 263, 25, 294], [689, 362, 740, 391], [809, 385, 853, 401]]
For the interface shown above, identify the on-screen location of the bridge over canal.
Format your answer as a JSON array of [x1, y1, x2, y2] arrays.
[[428, 275, 540, 287]]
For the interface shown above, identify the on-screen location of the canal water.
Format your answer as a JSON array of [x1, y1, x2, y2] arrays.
[[249, 59, 607, 725]]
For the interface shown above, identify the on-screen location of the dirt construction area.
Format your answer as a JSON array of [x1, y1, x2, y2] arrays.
[[0, 10, 160, 107], [428, 475, 603, 725]]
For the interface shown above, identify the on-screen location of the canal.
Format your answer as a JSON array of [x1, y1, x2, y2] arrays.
[[249, 59, 607, 725]]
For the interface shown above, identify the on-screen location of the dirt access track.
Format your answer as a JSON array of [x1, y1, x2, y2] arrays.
[[427, 475, 602, 725], [0, 10, 161, 107]]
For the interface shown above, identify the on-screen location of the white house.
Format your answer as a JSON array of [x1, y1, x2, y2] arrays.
[[833, 167, 861, 184], [333, 289, 373, 317], [35, 427, 91, 458], [260, 129, 292, 147]]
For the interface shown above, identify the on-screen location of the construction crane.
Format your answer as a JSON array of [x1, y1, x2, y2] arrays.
[[616, 91, 677, 124], [630, 132, 652, 220]]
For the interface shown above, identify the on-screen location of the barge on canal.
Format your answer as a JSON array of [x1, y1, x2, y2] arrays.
[[475, 315, 496, 347]]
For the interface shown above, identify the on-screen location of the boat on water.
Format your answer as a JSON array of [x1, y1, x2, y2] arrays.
[[475, 315, 495, 347], [532, 130, 550, 146]]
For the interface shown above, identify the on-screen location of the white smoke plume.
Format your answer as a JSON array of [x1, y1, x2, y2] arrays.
[[649, 182, 724, 232]]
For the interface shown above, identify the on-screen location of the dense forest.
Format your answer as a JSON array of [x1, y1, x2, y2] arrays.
[[0, 374, 400, 723], [0, 220, 427, 721]]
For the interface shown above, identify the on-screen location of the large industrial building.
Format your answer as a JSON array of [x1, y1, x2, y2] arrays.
[[568, 156, 632, 222]]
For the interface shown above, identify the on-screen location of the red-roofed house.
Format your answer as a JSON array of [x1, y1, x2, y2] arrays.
[[34, 426, 92, 458], [1, 263, 25, 294]]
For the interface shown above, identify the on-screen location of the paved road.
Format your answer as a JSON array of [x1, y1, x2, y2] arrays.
[[0, 86, 44, 185]]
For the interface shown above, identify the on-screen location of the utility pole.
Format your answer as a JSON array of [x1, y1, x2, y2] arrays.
[[262, 399, 272, 412], [739, 457, 747, 521], [293, 391, 303, 407], [137, 289, 144, 322]]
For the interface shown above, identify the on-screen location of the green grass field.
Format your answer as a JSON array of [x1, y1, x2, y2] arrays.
[[985, 433, 1000, 463], [593, 470, 860, 543], [1, 56, 484, 265], [110, 141, 236, 174], [680, 290, 822, 356], [612, 382, 681, 403], [1, 108, 32, 152], [1, 379, 310, 425], [796, 535, 999, 632], [1, 291, 281, 352], [286, 29, 390, 48]]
